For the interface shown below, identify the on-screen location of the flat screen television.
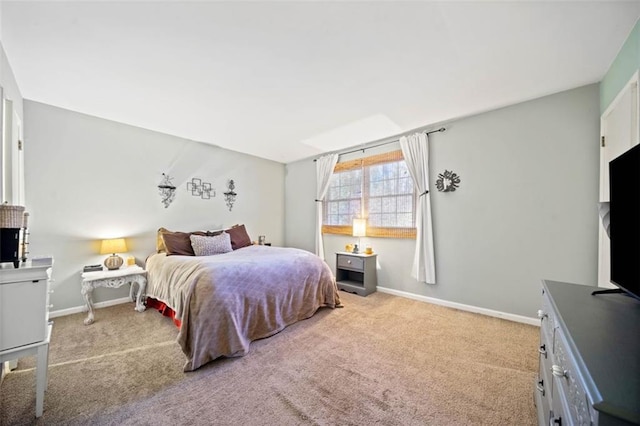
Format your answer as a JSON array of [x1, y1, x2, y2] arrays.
[[608, 143, 640, 301]]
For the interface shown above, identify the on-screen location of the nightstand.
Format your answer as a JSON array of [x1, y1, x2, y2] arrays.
[[335, 252, 377, 296], [81, 265, 147, 325]]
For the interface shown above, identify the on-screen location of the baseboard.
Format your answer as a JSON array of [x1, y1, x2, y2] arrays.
[[49, 297, 133, 319], [376, 286, 540, 326]]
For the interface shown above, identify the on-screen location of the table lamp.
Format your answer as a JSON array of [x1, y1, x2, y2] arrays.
[[352, 218, 367, 254], [100, 238, 127, 270]]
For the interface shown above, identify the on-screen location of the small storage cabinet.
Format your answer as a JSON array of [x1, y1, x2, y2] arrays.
[[0, 262, 52, 351], [0, 259, 54, 418], [335, 252, 377, 296]]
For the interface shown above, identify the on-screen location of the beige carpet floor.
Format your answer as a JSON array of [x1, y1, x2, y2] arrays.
[[0, 291, 539, 425]]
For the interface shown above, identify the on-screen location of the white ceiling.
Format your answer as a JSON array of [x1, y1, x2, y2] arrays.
[[1, 1, 639, 164]]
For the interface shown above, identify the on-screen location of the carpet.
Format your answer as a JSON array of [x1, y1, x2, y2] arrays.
[[0, 291, 539, 425]]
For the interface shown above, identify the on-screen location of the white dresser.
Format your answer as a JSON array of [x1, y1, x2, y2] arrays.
[[536, 280, 640, 426], [0, 259, 54, 417]]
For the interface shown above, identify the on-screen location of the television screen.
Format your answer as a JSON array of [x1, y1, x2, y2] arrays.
[[609, 143, 640, 301]]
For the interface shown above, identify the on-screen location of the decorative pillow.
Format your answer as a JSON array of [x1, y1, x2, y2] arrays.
[[226, 224, 252, 250], [162, 230, 207, 256], [157, 227, 169, 252], [190, 233, 232, 256]]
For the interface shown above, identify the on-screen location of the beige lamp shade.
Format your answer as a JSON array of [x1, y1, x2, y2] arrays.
[[352, 218, 367, 237], [100, 238, 127, 270]]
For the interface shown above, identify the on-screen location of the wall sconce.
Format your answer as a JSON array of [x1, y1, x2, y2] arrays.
[[158, 173, 177, 208], [352, 218, 367, 254], [224, 179, 237, 211], [100, 238, 127, 270], [187, 177, 215, 200]]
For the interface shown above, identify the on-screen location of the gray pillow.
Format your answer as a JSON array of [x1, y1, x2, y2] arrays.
[[190, 232, 233, 256]]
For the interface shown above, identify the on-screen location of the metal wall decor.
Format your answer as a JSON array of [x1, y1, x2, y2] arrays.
[[223, 179, 237, 211], [436, 170, 461, 192], [158, 173, 177, 208], [187, 178, 215, 200]]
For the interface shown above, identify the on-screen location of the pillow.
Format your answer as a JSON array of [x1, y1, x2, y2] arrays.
[[206, 229, 224, 237], [162, 230, 207, 256], [157, 227, 169, 252], [226, 224, 252, 250], [190, 233, 233, 256]]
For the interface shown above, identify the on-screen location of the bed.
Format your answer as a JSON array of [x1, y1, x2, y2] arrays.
[[145, 241, 341, 371]]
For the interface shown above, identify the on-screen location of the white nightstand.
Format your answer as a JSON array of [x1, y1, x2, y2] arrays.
[[81, 265, 147, 325]]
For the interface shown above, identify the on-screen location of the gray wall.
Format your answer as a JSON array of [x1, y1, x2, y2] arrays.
[[24, 100, 285, 311], [285, 84, 600, 318]]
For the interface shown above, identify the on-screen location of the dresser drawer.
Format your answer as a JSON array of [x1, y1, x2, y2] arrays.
[[535, 326, 553, 422], [536, 360, 552, 421], [540, 289, 555, 346], [337, 255, 364, 271], [550, 378, 572, 426], [551, 326, 593, 426], [538, 335, 553, 398]]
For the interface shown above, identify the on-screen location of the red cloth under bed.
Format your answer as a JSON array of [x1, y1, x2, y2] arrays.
[[146, 297, 182, 328]]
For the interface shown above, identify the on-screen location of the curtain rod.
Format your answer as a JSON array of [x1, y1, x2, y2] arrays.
[[312, 127, 446, 162]]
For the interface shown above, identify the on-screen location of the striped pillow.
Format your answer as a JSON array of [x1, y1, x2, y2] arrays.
[[190, 232, 233, 256]]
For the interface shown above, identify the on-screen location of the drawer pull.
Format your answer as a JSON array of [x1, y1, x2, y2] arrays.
[[536, 380, 545, 396], [551, 365, 567, 378], [538, 344, 547, 357], [537, 309, 548, 319], [347, 260, 352, 264], [551, 417, 562, 426]]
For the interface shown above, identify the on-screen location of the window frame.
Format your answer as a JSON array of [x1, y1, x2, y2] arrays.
[[322, 150, 417, 239]]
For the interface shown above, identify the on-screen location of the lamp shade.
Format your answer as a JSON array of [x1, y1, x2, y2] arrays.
[[100, 238, 127, 255], [352, 218, 367, 237]]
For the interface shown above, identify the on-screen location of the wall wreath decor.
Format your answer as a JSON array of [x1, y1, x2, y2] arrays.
[[436, 170, 461, 192]]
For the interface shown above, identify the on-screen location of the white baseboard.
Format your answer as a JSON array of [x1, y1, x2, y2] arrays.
[[376, 286, 540, 326], [49, 297, 133, 319]]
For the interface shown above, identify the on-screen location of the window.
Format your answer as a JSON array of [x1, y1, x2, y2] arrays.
[[322, 150, 416, 238]]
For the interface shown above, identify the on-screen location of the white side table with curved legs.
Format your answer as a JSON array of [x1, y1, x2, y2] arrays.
[[81, 265, 147, 325]]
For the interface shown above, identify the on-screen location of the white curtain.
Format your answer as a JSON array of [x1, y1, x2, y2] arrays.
[[400, 133, 436, 284], [315, 153, 339, 260]]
